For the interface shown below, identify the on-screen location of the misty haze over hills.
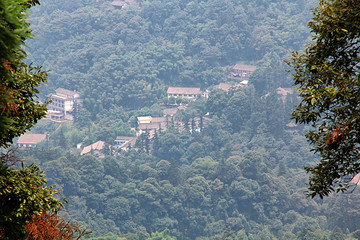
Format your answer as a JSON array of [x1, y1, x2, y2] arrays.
[[19, 0, 360, 239]]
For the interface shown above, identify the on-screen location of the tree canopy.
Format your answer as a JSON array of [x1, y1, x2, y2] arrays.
[[288, 0, 360, 198], [0, 1, 89, 239], [0, 153, 61, 239], [14, 0, 360, 238], [0, 0, 47, 148]]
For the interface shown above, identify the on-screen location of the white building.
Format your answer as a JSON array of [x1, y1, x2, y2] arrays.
[[47, 88, 80, 120]]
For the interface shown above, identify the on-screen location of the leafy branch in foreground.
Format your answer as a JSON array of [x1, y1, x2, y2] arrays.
[[0, 149, 91, 239], [287, 0, 360, 198], [0, 150, 62, 239], [0, 1, 90, 238], [25, 206, 91, 240], [0, 0, 48, 148]]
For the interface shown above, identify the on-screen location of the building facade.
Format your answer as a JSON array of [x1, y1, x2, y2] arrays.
[[167, 87, 202, 99], [17, 133, 47, 149], [47, 88, 80, 121], [228, 64, 256, 81]]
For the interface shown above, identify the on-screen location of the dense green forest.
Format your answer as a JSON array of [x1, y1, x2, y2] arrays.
[[18, 0, 360, 239], [28, 0, 312, 117]]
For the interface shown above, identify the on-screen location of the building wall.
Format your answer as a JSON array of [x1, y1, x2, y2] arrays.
[[49, 97, 66, 112], [167, 93, 199, 99]]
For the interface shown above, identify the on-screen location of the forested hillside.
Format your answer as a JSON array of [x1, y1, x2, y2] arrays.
[[28, 0, 312, 119], [20, 0, 360, 239]]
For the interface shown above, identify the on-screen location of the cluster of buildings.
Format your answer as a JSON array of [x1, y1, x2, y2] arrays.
[[71, 112, 210, 157], [16, 63, 258, 156], [166, 64, 257, 101]]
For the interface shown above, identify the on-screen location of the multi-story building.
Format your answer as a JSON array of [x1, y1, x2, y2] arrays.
[[47, 88, 80, 121]]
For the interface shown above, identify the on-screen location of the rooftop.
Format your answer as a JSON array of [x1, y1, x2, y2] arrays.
[[118, 136, 138, 149], [81, 140, 106, 155], [214, 83, 232, 92], [55, 88, 79, 98], [138, 122, 166, 130], [167, 87, 201, 95], [163, 107, 179, 116], [17, 134, 47, 144], [233, 64, 257, 71], [151, 117, 167, 123], [116, 136, 136, 141]]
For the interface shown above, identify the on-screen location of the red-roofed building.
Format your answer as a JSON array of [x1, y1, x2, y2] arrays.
[[81, 140, 107, 158], [17, 133, 47, 149], [115, 136, 136, 147], [214, 83, 232, 92], [167, 87, 202, 99], [228, 64, 256, 81], [115, 136, 138, 151], [163, 107, 179, 116]]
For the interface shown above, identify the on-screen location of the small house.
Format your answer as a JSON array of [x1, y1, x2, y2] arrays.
[[115, 136, 137, 151], [115, 136, 136, 147], [228, 64, 256, 81], [167, 87, 202, 99], [163, 107, 179, 116], [81, 140, 107, 158], [214, 83, 233, 92], [17, 133, 47, 149]]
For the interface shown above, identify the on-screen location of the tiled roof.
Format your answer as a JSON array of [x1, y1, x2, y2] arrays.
[[49, 95, 67, 101], [17, 134, 47, 144], [214, 83, 232, 92], [81, 140, 105, 155], [138, 122, 166, 130], [151, 117, 166, 123], [167, 87, 201, 95], [163, 107, 178, 116], [118, 136, 138, 149], [116, 136, 136, 141], [233, 64, 257, 71], [55, 88, 79, 98]]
